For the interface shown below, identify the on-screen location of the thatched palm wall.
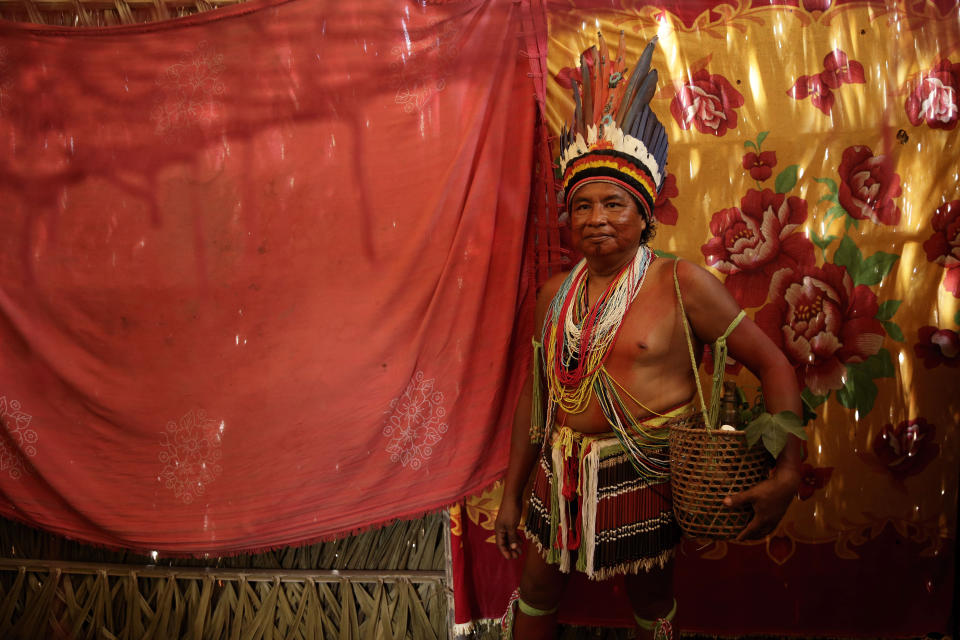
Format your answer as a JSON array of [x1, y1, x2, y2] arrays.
[[0, 514, 450, 639]]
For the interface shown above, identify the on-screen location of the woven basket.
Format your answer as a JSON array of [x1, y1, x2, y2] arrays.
[[669, 423, 772, 540]]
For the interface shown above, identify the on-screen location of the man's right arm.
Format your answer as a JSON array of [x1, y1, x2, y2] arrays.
[[493, 274, 564, 560]]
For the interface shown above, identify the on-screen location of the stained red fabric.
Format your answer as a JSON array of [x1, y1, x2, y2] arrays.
[[0, 0, 537, 554]]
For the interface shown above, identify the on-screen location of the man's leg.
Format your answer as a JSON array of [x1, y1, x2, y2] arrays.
[[511, 545, 568, 640], [623, 558, 676, 640]]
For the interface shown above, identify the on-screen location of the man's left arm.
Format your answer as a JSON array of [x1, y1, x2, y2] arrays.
[[677, 260, 803, 541]]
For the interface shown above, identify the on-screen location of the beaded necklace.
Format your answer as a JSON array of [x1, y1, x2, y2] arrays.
[[542, 245, 654, 414], [540, 245, 676, 481]]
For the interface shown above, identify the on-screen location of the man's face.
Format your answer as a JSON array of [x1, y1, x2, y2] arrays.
[[569, 181, 647, 259]]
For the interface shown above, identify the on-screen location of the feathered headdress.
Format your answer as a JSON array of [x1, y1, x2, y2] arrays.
[[558, 33, 668, 219]]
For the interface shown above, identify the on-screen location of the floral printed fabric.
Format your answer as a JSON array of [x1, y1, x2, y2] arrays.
[[905, 59, 960, 129], [453, 0, 958, 635]]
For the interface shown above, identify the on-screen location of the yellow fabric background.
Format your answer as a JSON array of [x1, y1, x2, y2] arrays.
[[544, 1, 959, 560]]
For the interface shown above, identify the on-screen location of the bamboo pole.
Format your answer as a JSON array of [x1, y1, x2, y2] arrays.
[[441, 510, 455, 640], [0, 559, 445, 584]]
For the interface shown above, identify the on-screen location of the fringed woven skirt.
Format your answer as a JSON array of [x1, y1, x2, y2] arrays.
[[523, 410, 696, 580]]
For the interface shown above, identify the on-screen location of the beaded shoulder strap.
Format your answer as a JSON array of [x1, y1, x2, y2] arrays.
[[673, 259, 711, 426]]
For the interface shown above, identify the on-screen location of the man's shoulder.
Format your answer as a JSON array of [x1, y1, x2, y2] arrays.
[[670, 257, 743, 341], [645, 257, 731, 315], [673, 257, 725, 298]]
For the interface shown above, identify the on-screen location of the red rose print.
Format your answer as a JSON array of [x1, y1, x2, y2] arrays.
[[872, 418, 939, 480], [670, 69, 744, 137], [820, 50, 866, 89], [701, 189, 816, 308], [742, 150, 777, 181], [913, 326, 960, 368], [905, 59, 960, 130], [922, 200, 960, 296], [788, 51, 864, 114], [837, 145, 902, 226], [787, 74, 835, 114], [798, 463, 833, 500], [653, 173, 679, 225], [802, 0, 832, 11], [754, 263, 886, 395]]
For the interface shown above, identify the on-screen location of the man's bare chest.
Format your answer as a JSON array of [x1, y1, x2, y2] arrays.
[[584, 264, 685, 365]]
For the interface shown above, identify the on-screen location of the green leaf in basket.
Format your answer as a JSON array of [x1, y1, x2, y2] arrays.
[[801, 388, 828, 407], [744, 411, 806, 458], [743, 412, 772, 449], [762, 428, 787, 459], [774, 411, 807, 439]]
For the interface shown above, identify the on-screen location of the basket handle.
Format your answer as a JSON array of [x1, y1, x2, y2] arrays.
[[673, 260, 711, 428]]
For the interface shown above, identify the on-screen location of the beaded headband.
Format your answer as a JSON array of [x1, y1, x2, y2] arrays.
[[558, 34, 668, 219]]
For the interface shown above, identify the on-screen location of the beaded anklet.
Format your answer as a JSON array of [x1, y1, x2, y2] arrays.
[[634, 598, 677, 639]]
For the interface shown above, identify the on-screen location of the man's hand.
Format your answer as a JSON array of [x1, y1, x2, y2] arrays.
[[494, 497, 523, 559], [723, 470, 800, 541]]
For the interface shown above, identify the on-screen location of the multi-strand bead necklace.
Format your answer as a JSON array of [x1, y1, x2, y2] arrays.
[[542, 244, 655, 414], [541, 244, 673, 480]]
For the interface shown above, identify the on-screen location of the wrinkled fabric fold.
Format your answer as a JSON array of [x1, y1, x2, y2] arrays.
[[0, 0, 537, 554]]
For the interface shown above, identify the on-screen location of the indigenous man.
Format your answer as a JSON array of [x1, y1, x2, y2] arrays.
[[493, 35, 803, 640]]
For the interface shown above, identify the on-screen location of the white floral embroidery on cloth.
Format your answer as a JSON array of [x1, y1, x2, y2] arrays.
[[390, 19, 460, 114], [383, 371, 448, 470], [151, 41, 225, 141], [0, 397, 38, 481], [158, 409, 223, 504]]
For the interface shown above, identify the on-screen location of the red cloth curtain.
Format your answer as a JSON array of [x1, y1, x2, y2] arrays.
[[0, 0, 537, 554]]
